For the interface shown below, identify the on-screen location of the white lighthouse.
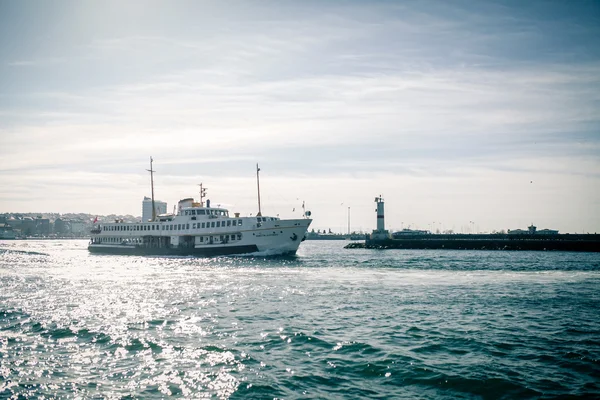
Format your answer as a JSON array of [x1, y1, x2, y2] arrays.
[[370, 195, 390, 241]]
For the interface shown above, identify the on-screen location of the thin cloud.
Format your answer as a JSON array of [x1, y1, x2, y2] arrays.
[[0, 1, 599, 232]]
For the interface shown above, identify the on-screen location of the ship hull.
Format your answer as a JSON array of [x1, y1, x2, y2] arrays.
[[88, 218, 311, 257]]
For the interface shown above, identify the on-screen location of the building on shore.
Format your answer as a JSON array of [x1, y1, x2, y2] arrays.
[[36, 216, 50, 236], [0, 223, 16, 239], [536, 228, 560, 235], [508, 225, 559, 235], [21, 217, 36, 236], [70, 219, 86, 236], [142, 197, 167, 222], [54, 218, 70, 235]]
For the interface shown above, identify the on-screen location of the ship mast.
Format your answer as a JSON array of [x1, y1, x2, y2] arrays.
[[256, 163, 262, 217], [146, 157, 156, 222], [198, 183, 207, 207]]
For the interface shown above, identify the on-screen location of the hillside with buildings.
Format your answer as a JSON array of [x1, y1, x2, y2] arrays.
[[0, 197, 168, 239], [0, 213, 138, 238]]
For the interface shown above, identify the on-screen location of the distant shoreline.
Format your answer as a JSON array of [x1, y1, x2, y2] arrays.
[[0, 237, 89, 241]]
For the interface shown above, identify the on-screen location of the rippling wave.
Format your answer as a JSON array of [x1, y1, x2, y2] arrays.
[[1, 239, 599, 398], [0, 248, 50, 256]]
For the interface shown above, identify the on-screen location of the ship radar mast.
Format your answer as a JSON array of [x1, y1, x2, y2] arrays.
[[256, 163, 262, 217], [198, 183, 207, 207], [146, 157, 156, 222]]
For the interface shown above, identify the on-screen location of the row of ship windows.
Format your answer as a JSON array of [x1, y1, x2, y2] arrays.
[[98, 234, 242, 243], [199, 234, 242, 242], [103, 220, 244, 232]]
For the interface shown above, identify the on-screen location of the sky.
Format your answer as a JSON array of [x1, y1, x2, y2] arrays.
[[1, 0, 599, 234]]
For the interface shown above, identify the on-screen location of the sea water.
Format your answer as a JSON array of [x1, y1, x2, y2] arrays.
[[1, 240, 599, 399]]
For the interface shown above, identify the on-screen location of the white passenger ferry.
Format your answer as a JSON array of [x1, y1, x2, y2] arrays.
[[88, 160, 312, 256]]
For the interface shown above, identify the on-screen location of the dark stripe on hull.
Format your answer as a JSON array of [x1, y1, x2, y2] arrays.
[[88, 244, 260, 257]]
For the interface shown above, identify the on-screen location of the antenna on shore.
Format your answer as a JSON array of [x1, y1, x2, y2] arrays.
[[146, 157, 156, 221], [198, 183, 207, 207], [348, 206, 351, 235], [256, 163, 262, 216]]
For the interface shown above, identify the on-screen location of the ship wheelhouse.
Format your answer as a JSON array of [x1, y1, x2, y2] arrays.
[[181, 207, 228, 218]]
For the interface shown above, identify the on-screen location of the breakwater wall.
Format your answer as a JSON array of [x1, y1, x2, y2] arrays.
[[345, 234, 600, 252]]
